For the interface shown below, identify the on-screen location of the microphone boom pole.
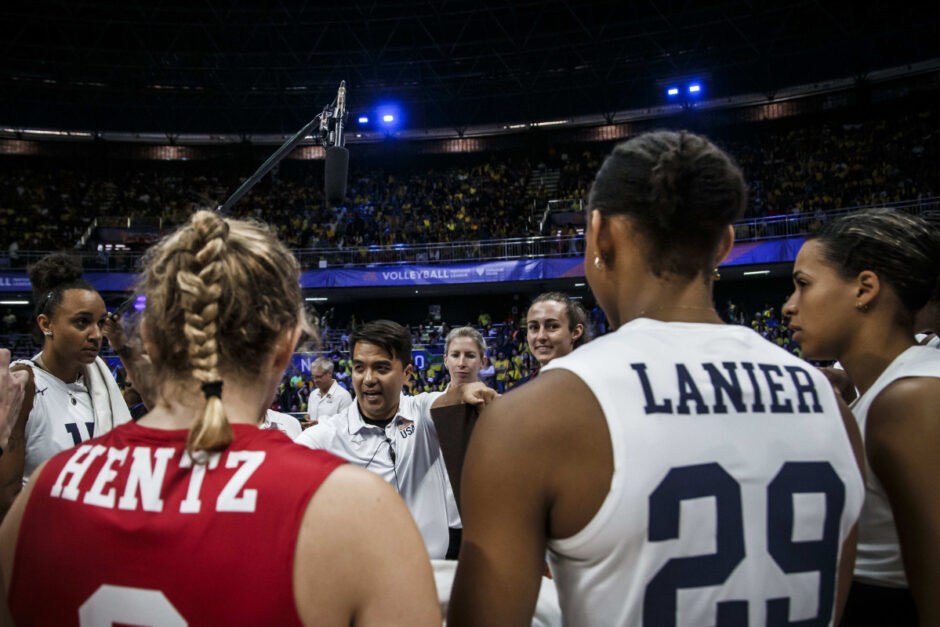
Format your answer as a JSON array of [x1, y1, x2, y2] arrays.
[[216, 113, 323, 216], [216, 80, 347, 216]]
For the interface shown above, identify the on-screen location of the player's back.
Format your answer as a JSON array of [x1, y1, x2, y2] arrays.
[[542, 318, 864, 626], [9, 422, 344, 626]]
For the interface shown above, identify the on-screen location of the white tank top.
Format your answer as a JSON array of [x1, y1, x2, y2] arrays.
[[542, 318, 864, 627], [851, 345, 940, 587], [15, 359, 97, 484]]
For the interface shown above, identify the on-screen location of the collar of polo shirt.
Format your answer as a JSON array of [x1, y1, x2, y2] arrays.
[[346, 402, 406, 437]]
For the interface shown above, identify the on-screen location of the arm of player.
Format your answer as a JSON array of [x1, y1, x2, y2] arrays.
[[833, 394, 865, 626], [104, 316, 158, 410], [0, 350, 26, 451], [0, 458, 45, 619], [0, 363, 32, 523], [866, 377, 940, 625], [431, 381, 497, 409], [448, 371, 596, 626], [293, 464, 440, 627]]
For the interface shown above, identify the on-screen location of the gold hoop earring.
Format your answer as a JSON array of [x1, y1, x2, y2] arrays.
[[593, 256, 605, 271]]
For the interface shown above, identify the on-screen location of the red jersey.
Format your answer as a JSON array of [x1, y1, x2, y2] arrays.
[[10, 422, 345, 626]]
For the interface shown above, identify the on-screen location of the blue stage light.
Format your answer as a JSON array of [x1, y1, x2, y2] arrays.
[[374, 103, 403, 131], [688, 83, 701, 94], [358, 116, 369, 124], [667, 87, 679, 96]]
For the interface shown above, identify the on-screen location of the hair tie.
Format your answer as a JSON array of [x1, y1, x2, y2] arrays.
[[201, 380, 223, 400]]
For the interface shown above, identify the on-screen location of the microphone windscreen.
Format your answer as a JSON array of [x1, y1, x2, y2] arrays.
[[324, 146, 349, 206]]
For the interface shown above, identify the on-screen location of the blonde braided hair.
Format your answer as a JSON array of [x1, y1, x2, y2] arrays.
[[177, 213, 230, 454], [138, 210, 314, 459]]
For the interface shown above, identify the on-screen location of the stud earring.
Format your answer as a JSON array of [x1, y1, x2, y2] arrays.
[[712, 268, 721, 281], [593, 256, 605, 271], [43, 330, 53, 337], [856, 302, 869, 313]]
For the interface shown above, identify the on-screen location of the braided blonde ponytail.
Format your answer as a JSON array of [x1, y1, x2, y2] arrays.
[[138, 209, 313, 461], [177, 211, 232, 457]]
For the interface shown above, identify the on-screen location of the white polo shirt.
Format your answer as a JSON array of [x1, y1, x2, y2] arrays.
[[262, 409, 303, 440], [307, 380, 352, 422], [295, 392, 461, 559]]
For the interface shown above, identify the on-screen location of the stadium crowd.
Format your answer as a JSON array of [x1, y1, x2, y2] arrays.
[[0, 106, 936, 261]]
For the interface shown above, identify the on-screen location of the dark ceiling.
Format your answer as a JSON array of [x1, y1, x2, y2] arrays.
[[2, 1, 938, 135]]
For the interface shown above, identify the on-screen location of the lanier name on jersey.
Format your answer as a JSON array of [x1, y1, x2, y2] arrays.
[[49, 444, 265, 514], [631, 361, 825, 416]]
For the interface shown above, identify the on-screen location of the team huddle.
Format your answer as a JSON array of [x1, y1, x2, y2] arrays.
[[0, 130, 937, 626]]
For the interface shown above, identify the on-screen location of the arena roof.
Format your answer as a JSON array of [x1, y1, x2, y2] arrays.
[[2, 1, 939, 135]]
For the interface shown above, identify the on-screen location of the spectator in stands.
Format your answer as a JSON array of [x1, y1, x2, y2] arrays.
[[1, 310, 16, 333], [304, 356, 353, 427], [492, 351, 509, 393]]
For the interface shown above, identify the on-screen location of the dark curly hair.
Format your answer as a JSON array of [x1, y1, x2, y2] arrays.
[[28, 252, 97, 341]]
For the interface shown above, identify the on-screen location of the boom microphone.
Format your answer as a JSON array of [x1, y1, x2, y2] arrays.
[[325, 145, 349, 206], [216, 81, 348, 214], [324, 81, 349, 207]]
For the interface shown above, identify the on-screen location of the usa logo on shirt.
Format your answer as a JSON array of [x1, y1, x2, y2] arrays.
[[398, 418, 415, 439]]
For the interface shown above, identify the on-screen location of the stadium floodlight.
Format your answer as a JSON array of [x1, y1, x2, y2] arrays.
[[667, 87, 679, 96], [688, 83, 702, 94], [358, 116, 369, 124], [375, 103, 403, 130]]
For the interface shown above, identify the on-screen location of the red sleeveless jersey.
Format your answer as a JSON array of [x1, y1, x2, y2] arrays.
[[10, 422, 345, 626]]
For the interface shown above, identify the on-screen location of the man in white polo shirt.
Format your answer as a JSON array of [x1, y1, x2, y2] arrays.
[[304, 356, 352, 426], [295, 320, 494, 559]]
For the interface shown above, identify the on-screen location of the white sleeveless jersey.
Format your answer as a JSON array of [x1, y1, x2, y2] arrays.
[[262, 409, 303, 440], [15, 359, 97, 484], [851, 345, 940, 587], [542, 318, 864, 627]]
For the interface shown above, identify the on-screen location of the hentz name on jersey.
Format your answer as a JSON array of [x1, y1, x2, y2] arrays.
[[49, 445, 265, 514], [631, 361, 824, 415]]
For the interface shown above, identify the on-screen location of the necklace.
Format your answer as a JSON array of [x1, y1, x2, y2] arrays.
[[635, 305, 719, 318]]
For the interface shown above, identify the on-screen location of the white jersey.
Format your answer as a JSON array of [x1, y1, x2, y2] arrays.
[[915, 332, 940, 349], [262, 409, 303, 440], [295, 392, 461, 559], [542, 318, 864, 627], [851, 345, 940, 587], [15, 359, 96, 484]]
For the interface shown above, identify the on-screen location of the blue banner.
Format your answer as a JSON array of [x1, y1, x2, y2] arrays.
[[299, 257, 586, 288], [0, 238, 805, 292]]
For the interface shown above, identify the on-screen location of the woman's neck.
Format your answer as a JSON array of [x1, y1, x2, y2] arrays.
[[616, 274, 722, 328], [139, 378, 271, 431], [38, 348, 82, 384], [838, 323, 916, 397]]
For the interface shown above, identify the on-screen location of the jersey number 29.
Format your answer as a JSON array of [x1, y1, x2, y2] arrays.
[[644, 461, 845, 626]]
